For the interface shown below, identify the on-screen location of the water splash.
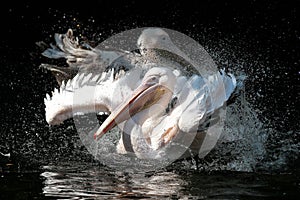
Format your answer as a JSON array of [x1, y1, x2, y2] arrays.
[[70, 74, 298, 173], [1, 23, 298, 174]]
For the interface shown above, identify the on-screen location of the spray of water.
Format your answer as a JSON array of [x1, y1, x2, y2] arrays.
[[1, 21, 298, 174]]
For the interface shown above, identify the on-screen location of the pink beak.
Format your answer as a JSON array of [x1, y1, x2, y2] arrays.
[[93, 80, 167, 140]]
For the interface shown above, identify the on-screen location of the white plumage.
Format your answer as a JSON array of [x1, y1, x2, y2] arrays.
[[42, 28, 238, 160]]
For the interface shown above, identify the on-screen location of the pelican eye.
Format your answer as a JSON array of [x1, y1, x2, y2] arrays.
[[150, 76, 157, 81], [146, 76, 159, 84]]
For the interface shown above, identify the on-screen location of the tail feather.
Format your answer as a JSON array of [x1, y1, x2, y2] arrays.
[[227, 73, 247, 105], [218, 69, 247, 105], [218, 69, 237, 101]]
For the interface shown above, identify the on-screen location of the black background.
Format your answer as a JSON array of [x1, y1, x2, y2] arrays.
[[0, 0, 298, 166]]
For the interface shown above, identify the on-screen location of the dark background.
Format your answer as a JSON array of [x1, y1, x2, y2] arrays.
[[0, 0, 298, 167]]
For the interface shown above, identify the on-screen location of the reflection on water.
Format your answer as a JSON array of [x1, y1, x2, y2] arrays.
[[34, 161, 299, 199], [40, 162, 187, 199], [0, 160, 299, 199]]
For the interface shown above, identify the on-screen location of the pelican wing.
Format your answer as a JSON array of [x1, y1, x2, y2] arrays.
[[40, 29, 129, 85], [177, 75, 208, 133]]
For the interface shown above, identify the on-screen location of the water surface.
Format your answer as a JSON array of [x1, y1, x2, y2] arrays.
[[1, 161, 299, 199]]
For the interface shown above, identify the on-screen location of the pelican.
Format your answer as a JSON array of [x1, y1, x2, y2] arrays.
[[93, 66, 236, 159], [42, 27, 238, 160]]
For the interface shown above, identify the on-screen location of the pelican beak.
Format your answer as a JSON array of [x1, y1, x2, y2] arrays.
[[94, 79, 168, 140]]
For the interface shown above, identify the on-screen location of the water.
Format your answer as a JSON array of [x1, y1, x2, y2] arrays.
[[1, 161, 299, 199]]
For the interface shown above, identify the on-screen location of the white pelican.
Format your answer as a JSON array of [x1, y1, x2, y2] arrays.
[[93, 66, 236, 159]]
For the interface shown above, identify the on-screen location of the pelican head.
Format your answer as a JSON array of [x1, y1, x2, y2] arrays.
[[137, 28, 177, 55], [94, 67, 176, 140], [138, 28, 170, 48]]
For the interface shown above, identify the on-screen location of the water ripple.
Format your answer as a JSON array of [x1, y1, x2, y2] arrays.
[[37, 162, 299, 199]]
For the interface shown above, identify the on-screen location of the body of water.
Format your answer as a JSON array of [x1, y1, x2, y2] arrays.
[[1, 161, 299, 199]]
